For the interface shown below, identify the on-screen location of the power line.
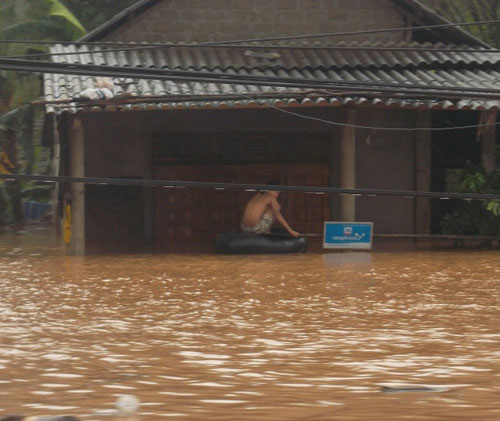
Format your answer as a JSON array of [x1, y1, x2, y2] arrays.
[[5, 56, 500, 100], [32, 89, 497, 132], [238, 93, 500, 132], [0, 17, 498, 48], [34, 89, 500, 132], [1, 173, 498, 201], [4, 42, 500, 61], [199, 19, 500, 45], [2, 56, 498, 132], [6, 57, 497, 132]]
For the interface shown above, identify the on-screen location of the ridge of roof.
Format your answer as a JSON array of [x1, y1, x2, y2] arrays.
[[80, 0, 162, 42], [79, 0, 491, 48]]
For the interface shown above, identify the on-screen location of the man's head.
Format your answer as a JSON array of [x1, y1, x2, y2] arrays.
[[266, 179, 280, 196]]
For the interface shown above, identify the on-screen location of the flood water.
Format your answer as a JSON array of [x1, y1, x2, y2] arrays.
[[1, 228, 500, 420]]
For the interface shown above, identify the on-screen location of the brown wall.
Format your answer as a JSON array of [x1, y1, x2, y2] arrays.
[[80, 106, 423, 248], [355, 108, 424, 234], [104, 0, 406, 44]]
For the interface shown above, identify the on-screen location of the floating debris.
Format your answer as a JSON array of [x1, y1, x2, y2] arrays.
[[0, 416, 79, 421], [93, 394, 140, 417], [380, 384, 457, 393], [0, 395, 140, 421]]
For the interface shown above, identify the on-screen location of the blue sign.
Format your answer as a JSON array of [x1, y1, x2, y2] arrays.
[[323, 222, 373, 249]]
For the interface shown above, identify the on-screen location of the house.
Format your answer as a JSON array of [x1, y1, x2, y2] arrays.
[[43, 0, 500, 254]]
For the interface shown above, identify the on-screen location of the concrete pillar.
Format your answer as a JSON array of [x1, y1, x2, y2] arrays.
[[68, 117, 85, 255], [51, 117, 61, 232], [479, 110, 497, 173], [414, 110, 431, 234], [329, 127, 341, 220], [340, 109, 356, 221]]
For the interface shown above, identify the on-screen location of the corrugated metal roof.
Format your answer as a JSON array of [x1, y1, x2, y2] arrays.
[[43, 42, 500, 114]]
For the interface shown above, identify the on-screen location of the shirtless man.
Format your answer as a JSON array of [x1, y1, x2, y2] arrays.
[[241, 186, 300, 238]]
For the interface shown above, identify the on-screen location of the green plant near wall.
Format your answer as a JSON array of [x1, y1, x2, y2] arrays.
[[421, 0, 500, 47], [440, 164, 500, 237], [0, 0, 86, 225]]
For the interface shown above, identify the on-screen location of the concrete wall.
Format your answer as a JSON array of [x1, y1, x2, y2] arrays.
[[78, 106, 424, 247], [354, 108, 430, 234], [83, 113, 152, 179], [104, 0, 407, 43], [81, 113, 153, 250]]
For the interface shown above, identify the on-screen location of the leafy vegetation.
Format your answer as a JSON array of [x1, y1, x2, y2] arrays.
[[440, 164, 500, 237], [421, 0, 500, 47], [63, 0, 138, 32], [0, 0, 139, 225], [0, 0, 85, 225]]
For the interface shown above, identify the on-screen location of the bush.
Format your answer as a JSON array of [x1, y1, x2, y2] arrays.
[[440, 164, 500, 236]]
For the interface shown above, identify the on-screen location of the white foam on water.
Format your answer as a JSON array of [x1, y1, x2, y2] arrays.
[[192, 382, 231, 388], [39, 383, 71, 388], [277, 383, 314, 387], [201, 399, 247, 404], [178, 351, 230, 359], [67, 389, 94, 393], [41, 373, 83, 378], [23, 404, 78, 410], [158, 391, 197, 396], [41, 353, 72, 361]]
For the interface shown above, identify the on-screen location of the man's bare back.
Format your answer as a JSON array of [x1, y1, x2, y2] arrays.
[[241, 191, 300, 237]]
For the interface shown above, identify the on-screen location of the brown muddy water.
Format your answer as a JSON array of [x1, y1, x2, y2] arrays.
[[1, 227, 500, 420]]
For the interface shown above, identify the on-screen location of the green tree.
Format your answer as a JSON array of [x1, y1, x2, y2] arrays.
[[440, 165, 500, 241], [0, 0, 86, 225], [422, 0, 500, 47], [63, 0, 138, 32]]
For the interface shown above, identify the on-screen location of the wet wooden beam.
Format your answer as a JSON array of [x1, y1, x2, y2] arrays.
[[68, 117, 85, 256], [340, 109, 356, 221], [478, 109, 497, 173], [414, 110, 431, 234]]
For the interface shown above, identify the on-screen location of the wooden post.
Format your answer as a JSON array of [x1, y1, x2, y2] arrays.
[[478, 110, 497, 173], [414, 111, 431, 234], [68, 117, 85, 255], [340, 109, 356, 221], [51, 117, 61, 232]]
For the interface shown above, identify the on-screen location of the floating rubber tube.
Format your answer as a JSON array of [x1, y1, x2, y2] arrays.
[[214, 233, 308, 254]]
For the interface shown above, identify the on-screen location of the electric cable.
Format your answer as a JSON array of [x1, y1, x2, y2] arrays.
[[4, 42, 500, 61], [5, 56, 500, 99], [4, 56, 496, 132], [32, 87, 499, 132], [238, 93, 500, 132], [1, 56, 498, 132], [1, 173, 499, 201], [207, 19, 500, 45], [0, 17, 498, 48]]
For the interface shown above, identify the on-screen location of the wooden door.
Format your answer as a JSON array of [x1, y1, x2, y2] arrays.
[[154, 163, 329, 252]]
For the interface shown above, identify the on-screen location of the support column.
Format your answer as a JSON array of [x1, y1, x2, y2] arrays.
[[478, 110, 497, 173], [340, 109, 356, 221], [51, 116, 61, 232], [68, 117, 85, 255], [414, 110, 431, 234]]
